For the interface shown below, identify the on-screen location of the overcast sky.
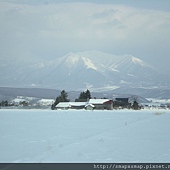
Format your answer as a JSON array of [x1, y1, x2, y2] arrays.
[[0, 0, 170, 69]]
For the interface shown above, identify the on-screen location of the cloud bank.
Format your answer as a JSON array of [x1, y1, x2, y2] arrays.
[[0, 1, 170, 69]]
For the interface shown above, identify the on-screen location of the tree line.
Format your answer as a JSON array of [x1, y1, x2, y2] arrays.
[[0, 100, 9, 107], [0, 100, 29, 107]]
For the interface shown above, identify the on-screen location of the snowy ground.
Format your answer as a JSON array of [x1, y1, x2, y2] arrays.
[[0, 109, 170, 163]]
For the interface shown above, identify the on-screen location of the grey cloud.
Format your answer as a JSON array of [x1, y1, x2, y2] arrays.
[[90, 9, 119, 19], [0, 2, 170, 70]]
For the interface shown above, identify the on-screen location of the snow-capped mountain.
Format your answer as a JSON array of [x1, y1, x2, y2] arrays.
[[0, 50, 169, 91]]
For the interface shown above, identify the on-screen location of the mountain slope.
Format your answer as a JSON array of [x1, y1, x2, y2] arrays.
[[0, 50, 169, 90]]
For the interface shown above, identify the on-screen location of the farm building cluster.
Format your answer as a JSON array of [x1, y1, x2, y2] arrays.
[[1, 95, 170, 110], [54, 97, 141, 110]]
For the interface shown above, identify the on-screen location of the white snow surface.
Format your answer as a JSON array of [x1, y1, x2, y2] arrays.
[[0, 109, 170, 163]]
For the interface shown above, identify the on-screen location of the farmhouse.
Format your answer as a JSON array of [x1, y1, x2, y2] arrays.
[[88, 99, 113, 110], [69, 102, 87, 109], [113, 98, 130, 108], [55, 99, 113, 110], [55, 102, 87, 110], [113, 95, 144, 109], [85, 103, 95, 110], [55, 102, 71, 110]]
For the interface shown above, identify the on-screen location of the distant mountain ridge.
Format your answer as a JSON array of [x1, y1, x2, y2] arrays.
[[0, 50, 169, 90]]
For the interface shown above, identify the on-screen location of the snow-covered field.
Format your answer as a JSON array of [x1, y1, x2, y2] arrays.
[[0, 109, 170, 163]]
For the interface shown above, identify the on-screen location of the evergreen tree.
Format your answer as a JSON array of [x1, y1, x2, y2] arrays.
[[78, 89, 91, 100], [1, 100, 8, 107], [60, 90, 69, 102], [85, 89, 91, 99], [51, 90, 70, 110], [132, 101, 139, 110], [79, 92, 86, 99]]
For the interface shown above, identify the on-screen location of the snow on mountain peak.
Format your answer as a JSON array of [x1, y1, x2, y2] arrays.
[[132, 57, 145, 66], [81, 57, 98, 70], [61, 51, 155, 76], [1, 50, 165, 90], [65, 55, 80, 65], [64, 53, 98, 70]]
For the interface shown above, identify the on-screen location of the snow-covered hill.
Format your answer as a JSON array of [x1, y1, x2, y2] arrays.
[[0, 50, 169, 90], [0, 109, 170, 163]]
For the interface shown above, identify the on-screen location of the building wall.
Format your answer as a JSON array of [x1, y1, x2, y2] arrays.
[[71, 106, 85, 109], [93, 103, 113, 110]]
